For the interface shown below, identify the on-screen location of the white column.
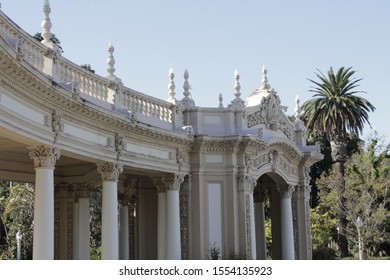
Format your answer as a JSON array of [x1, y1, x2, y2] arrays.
[[254, 190, 267, 260], [157, 189, 167, 259], [249, 192, 256, 258], [119, 205, 129, 260], [77, 197, 90, 259], [29, 145, 60, 260], [278, 184, 296, 260], [73, 201, 79, 259], [73, 184, 91, 260], [165, 174, 184, 260], [153, 177, 167, 260], [97, 162, 123, 260]]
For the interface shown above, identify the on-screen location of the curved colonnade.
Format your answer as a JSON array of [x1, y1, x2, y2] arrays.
[[0, 3, 322, 260]]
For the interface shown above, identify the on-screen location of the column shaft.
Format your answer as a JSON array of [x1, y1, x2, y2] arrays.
[[249, 194, 256, 259], [77, 197, 90, 259], [119, 205, 129, 260], [280, 196, 295, 260], [102, 180, 119, 260], [166, 189, 181, 260], [255, 201, 267, 260], [33, 167, 55, 259], [157, 192, 167, 259]]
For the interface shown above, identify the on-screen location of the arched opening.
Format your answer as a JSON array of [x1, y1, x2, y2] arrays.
[[254, 172, 294, 260]]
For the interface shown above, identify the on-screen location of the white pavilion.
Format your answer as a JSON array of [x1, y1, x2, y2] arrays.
[[0, 1, 322, 260]]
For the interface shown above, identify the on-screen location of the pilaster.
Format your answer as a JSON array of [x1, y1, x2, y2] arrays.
[[237, 175, 257, 259]]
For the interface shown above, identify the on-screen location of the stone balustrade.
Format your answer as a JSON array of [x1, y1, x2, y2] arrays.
[[57, 57, 110, 102], [0, 9, 174, 126], [0, 10, 45, 72], [121, 87, 172, 123]]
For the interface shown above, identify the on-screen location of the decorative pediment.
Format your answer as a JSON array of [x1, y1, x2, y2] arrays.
[[246, 92, 282, 129], [245, 92, 295, 140], [244, 149, 298, 177]]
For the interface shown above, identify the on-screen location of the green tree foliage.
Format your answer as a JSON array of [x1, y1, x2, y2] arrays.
[[33, 32, 63, 52], [0, 182, 34, 259], [81, 64, 95, 73], [344, 138, 390, 259], [302, 67, 375, 257], [89, 185, 102, 259], [0, 181, 10, 252], [315, 137, 390, 259]]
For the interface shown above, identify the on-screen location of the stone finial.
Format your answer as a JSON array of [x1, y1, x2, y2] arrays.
[[230, 69, 245, 109], [234, 69, 241, 98], [41, 0, 52, 44], [260, 64, 271, 90], [295, 95, 301, 118], [181, 69, 195, 108], [107, 41, 116, 79], [219, 93, 224, 108], [167, 67, 176, 103], [183, 69, 190, 97]]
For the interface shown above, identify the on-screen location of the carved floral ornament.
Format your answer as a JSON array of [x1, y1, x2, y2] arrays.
[[277, 184, 296, 198], [28, 145, 60, 168], [245, 92, 295, 140], [153, 173, 186, 192], [97, 162, 123, 181], [238, 175, 257, 192], [45, 112, 64, 144], [191, 138, 240, 153], [244, 149, 299, 178]]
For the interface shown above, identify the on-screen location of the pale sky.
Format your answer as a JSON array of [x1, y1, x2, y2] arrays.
[[2, 0, 389, 141]]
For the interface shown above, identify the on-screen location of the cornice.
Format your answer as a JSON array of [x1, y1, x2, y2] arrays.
[[190, 136, 242, 153]]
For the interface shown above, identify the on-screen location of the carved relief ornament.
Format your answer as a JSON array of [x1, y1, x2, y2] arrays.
[[29, 145, 60, 168], [238, 175, 257, 193], [97, 162, 123, 181]]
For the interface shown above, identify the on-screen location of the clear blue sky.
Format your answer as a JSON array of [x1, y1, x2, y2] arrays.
[[2, 0, 389, 141]]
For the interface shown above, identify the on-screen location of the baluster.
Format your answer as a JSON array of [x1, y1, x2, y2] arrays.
[[153, 102, 158, 118]]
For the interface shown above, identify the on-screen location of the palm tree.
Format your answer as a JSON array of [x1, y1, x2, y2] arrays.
[[301, 67, 375, 257]]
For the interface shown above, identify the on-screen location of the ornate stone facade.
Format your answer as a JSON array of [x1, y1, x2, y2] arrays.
[[0, 3, 323, 260]]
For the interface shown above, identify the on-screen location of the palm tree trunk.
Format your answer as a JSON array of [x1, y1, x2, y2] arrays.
[[335, 161, 349, 258]]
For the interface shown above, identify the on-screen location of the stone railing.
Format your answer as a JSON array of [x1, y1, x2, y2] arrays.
[[0, 10, 45, 71], [0, 9, 175, 126], [57, 57, 110, 102], [121, 87, 173, 122]]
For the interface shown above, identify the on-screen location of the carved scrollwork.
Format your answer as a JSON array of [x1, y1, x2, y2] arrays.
[[29, 145, 60, 168], [269, 150, 279, 171], [238, 175, 257, 193], [114, 133, 124, 159], [277, 184, 296, 198], [16, 38, 25, 61], [97, 162, 123, 181]]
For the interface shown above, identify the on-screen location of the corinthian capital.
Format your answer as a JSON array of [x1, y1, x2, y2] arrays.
[[238, 175, 257, 193], [277, 184, 296, 198], [161, 173, 185, 191], [152, 177, 166, 192], [97, 162, 123, 181], [28, 145, 60, 168]]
